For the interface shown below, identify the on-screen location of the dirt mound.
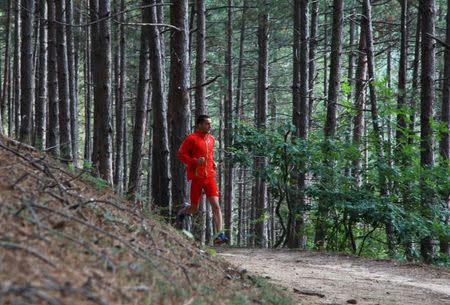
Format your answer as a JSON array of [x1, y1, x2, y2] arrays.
[[0, 136, 292, 305]]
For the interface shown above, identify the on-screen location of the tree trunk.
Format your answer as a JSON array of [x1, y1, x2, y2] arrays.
[[316, 0, 344, 249], [55, 0, 73, 161], [114, 0, 126, 192], [47, 0, 59, 156], [34, 0, 47, 149], [224, 0, 234, 242], [308, 0, 318, 128], [254, 3, 269, 248], [13, 0, 21, 138], [288, 0, 309, 249], [149, 0, 171, 217], [90, 0, 113, 183], [439, 0, 450, 256], [235, 0, 247, 118], [84, 4, 91, 162], [128, 1, 151, 199], [418, 0, 437, 264], [194, 0, 207, 240], [168, 0, 190, 219], [1, 0, 12, 133], [66, 0, 78, 165], [396, 0, 408, 158], [352, 20, 367, 186], [19, 0, 34, 144]]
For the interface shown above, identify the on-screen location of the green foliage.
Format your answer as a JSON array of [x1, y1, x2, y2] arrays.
[[231, 117, 449, 262]]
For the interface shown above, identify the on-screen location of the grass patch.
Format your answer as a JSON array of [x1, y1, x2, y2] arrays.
[[249, 276, 296, 305]]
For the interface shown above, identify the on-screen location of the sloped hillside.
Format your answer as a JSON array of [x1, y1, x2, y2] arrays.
[[0, 136, 293, 305]]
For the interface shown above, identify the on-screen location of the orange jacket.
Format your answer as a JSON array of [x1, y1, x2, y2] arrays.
[[178, 131, 217, 180]]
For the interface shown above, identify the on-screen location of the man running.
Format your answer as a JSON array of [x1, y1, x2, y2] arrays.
[[177, 115, 228, 245]]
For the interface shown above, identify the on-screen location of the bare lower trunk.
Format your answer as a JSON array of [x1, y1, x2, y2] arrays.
[[19, 0, 34, 144], [168, 0, 190, 219], [128, 2, 150, 198], [34, 0, 47, 149], [47, 0, 59, 156], [55, 0, 72, 161]]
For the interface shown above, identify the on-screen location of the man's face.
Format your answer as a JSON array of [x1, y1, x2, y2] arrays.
[[198, 118, 212, 134]]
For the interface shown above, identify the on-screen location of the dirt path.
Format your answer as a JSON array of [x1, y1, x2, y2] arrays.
[[219, 248, 450, 305]]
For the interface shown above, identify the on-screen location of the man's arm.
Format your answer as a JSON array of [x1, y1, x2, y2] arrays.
[[178, 137, 197, 166]]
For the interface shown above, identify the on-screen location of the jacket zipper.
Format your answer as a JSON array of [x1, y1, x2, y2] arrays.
[[204, 136, 208, 177]]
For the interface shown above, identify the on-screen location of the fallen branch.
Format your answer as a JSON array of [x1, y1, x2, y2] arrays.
[[0, 241, 56, 267]]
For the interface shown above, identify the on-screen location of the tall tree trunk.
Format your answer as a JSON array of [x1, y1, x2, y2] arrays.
[[91, 0, 113, 183], [114, 0, 126, 192], [308, 0, 318, 128], [84, 4, 91, 162], [55, 0, 73, 161], [235, 0, 247, 118], [1, 0, 12, 133], [168, 0, 190, 219], [34, 0, 47, 149], [47, 0, 59, 156], [352, 21, 367, 186], [396, 0, 408, 159], [254, 2, 269, 248], [66, 0, 78, 164], [362, 0, 392, 255], [19, 0, 34, 144], [288, 0, 309, 249], [194, 0, 207, 241], [13, 0, 21, 138], [396, 0, 412, 259], [419, 0, 436, 264], [439, 0, 450, 256], [315, 0, 343, 249], [224, 0, 234, 242], [149, 0, 171, 217], [128, 1, 151, 198]]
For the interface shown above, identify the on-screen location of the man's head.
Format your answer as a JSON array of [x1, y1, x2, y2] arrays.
[[196, 115, 212, 134]]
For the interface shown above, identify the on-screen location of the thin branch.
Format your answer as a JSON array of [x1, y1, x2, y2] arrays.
[[187, 75, 221, 91], [0, 241, 56, 267]]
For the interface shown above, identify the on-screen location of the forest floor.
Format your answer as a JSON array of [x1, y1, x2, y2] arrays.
[[219, 248, 450, 305], [0, 135, 293, 305]]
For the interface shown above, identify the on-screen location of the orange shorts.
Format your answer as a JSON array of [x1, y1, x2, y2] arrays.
[[190, 178, 219, 205]]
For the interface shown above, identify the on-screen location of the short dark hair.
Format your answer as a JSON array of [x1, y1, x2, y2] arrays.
[[196, 114, 210, 126]]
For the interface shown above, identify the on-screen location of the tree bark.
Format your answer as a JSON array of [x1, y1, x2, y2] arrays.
[[55, 0, 73, 161], [13, 0, 21, 138], [235, 0, 247, 118], [84, 3, 91, 162], [316, 0, 343, 249], [224, 0, 234, 242], [419, 0, 436, 264], [254, 2, 269, 248], [288, 0, 309, 249], [148, 0, 171, 217], [19, 0, 34, 144], [308, 0, 318, 128], [194, 0, 207, 240], [34, 0, 47, 149], [66, 0, 78, 164], [352, 20, 367, 186], [114, 0, 126, 192], [128, 1, 151, 199], [1, 0, 12, 133], [168, 0, 190, 218], [47, 0, 59, 156], [439, 0, 450, 256], [90, 0, 113, 183]]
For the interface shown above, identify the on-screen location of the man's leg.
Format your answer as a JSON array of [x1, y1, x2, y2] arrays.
[[207, 196, 222, 233]]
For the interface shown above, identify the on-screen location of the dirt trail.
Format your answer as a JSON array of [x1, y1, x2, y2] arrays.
[[219, 248, 450, 305]]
